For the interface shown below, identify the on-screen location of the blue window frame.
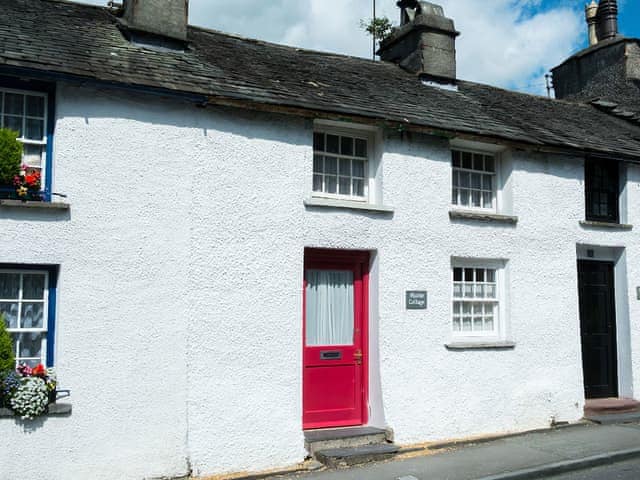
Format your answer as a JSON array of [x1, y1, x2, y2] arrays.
[[0, 265, 58, 367], [0, 76, 55, 201]]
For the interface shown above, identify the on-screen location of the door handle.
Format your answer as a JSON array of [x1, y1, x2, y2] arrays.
[[354, 350, 363, 364]]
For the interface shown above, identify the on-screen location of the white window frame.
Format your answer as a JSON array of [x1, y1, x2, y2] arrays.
[[0, 269, 50, 367], [0, 87, 49, 186], [312, 125, 375, 203], [451, 259, 507, 342], [451, 148, 501, 213]]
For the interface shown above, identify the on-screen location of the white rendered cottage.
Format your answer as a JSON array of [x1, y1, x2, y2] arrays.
[[1, 0, 640, 478]]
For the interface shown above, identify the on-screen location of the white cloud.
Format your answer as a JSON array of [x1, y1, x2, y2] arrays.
[[74, 0, 584, 94]]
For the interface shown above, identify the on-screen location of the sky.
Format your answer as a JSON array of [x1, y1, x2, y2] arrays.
[[74, 0, 640, 95]]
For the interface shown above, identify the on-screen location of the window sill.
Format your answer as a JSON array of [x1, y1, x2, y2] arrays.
[[0, 199, 70, 210], [304, 197, 394, 214], [445, 341, 516, 351], [449, 210, 518, 224], [0, 403, 72, 417], [579, 220, 633, 230]]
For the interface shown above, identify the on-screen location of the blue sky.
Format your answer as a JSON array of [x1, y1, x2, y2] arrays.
[[73, 1, 638, 96]]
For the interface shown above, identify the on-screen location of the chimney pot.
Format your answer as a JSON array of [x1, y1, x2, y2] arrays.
[[596, 0, 619, 42], [585, 1, 598, 46]]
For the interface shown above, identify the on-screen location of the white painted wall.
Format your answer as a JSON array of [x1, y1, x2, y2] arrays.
[[1, 83, 640, 479]]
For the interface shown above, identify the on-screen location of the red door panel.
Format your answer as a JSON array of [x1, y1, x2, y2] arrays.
[[303, 249, 369, 430]]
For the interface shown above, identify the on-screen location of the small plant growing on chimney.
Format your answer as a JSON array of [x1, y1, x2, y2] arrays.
[[360, 16, 394, 48], [0, 128, 22, 189]]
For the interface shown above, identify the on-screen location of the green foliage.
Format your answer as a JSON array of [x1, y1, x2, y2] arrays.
[[0, 314, 15, 374], [0, 128, 22, 185], [360, 16, 394, 43]]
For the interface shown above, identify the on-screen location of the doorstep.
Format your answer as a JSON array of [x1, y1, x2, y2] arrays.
[[304, 426, 398, 467], [584, 397, 640, 424]]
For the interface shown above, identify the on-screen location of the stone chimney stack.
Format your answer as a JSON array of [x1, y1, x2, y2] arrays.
[[378, 1, 460, 82], [123, 0, 189, 41]]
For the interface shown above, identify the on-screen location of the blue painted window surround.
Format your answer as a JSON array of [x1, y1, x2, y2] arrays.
[[0, 75, 55, 201], [0, 265, 58, 368]]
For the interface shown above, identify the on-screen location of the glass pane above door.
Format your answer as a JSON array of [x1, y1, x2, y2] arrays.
[[305, 270, 354, 346]]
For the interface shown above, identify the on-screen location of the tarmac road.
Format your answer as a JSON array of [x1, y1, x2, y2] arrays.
[[547, 457, 640, 479]]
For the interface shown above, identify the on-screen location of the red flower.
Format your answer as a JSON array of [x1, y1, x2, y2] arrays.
[[32, 364, 47, 377], [25, 175, 36, 186]]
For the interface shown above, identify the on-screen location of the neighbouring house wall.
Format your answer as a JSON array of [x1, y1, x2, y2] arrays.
[[2, 83, 640, 479]]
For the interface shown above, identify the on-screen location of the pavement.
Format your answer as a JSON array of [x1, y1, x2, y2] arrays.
[[265, 421, 640, 480]]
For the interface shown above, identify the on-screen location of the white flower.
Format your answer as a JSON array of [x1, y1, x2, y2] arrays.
[[10, 377, 49, 420]]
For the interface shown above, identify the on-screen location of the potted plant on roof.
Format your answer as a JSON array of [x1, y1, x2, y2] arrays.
[[0, 128, 22, 200]]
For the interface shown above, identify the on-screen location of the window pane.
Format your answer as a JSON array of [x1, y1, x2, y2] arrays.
[[464, 268, 474, 282], [453, 317, 461, 331], [485, 156, 495, 172], [459, 172, 470, 188], [25, 95, 45, 117], [482, 174, 493, 190], [352, 178, 364, 197], [0, 302, 18, 328], [338, 176, 350, 195], [4, 93, 23, 115], [355, 139, 367, 158], [472, 191, 481, 207], [482, 191, 493, 208], [305, 270, 354, 346], [462, 152, 472, 169], [453, 301, 462, 314], [25, 118, 43, 141], [313, 132, 325, 152], [474, 317, 483, 330], [340, 137, 353, 156], [453, 268, 462, 281], [324, 157, 337, 175], [352, 160, 365, 178], [473, 154, 484, 171], [485, 317, 494, 331], [326, 135, 340, 154], [0, 273, 20, 299], [325, 175, 337, 194], [475, 284, 485, 298], [20, 302, 44, 329], [459, 189, 469, 206], [17, 332, 43, 359], [312, 174, 323, 192], [452, 188, 458, 204], [4, 115, 22, 135], [462, 303, 472, 315], [23, 274, 45, 300], [462, 317, 472, 331], [486, 285, 496, 298], [452, 150, 461, 167], [471, 173, 482, 189], [486, 270, 496, 282], [23, 144, 43, 168], [313, 154, 323, 173], [339, 158, 350, 176]]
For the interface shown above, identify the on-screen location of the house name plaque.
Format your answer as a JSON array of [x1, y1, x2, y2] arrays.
[[406, 291, 427, 310]]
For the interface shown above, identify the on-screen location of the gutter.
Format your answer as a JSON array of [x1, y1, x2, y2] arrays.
[[3, 64, 640, 164]]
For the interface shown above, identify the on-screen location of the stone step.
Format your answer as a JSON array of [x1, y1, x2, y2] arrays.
[[584, 398, 640, 417], [586, 411, 640, 425], [304, 427, 388, 455], [314, 443, 400, 468]]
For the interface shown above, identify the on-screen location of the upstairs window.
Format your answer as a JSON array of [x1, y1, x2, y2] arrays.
[[0, 88, 48, 178], [313, 131, 368, 200], [452, 150, 496, 210], [585, 158, 619, 223]]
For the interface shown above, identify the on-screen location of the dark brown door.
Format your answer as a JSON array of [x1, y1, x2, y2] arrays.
[[578, 260, 618, 399]]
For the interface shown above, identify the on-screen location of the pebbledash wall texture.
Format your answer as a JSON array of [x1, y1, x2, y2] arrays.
[[2, 81, 640, 479]]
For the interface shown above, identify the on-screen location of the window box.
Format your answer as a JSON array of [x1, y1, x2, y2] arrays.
[[449, 209, 517, 224], [303, 197, 393, 214], [0, 403, 71, 418], [0, 199, 70, 210]]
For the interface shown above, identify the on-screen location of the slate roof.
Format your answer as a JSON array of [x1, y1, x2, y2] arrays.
[[2, 0, 640, 160]]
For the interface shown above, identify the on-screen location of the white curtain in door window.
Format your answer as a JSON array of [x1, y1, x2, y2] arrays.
[[306, 270, 354, 346]]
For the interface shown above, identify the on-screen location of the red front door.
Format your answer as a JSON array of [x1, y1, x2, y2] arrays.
[[303, 249, 369, 430]]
